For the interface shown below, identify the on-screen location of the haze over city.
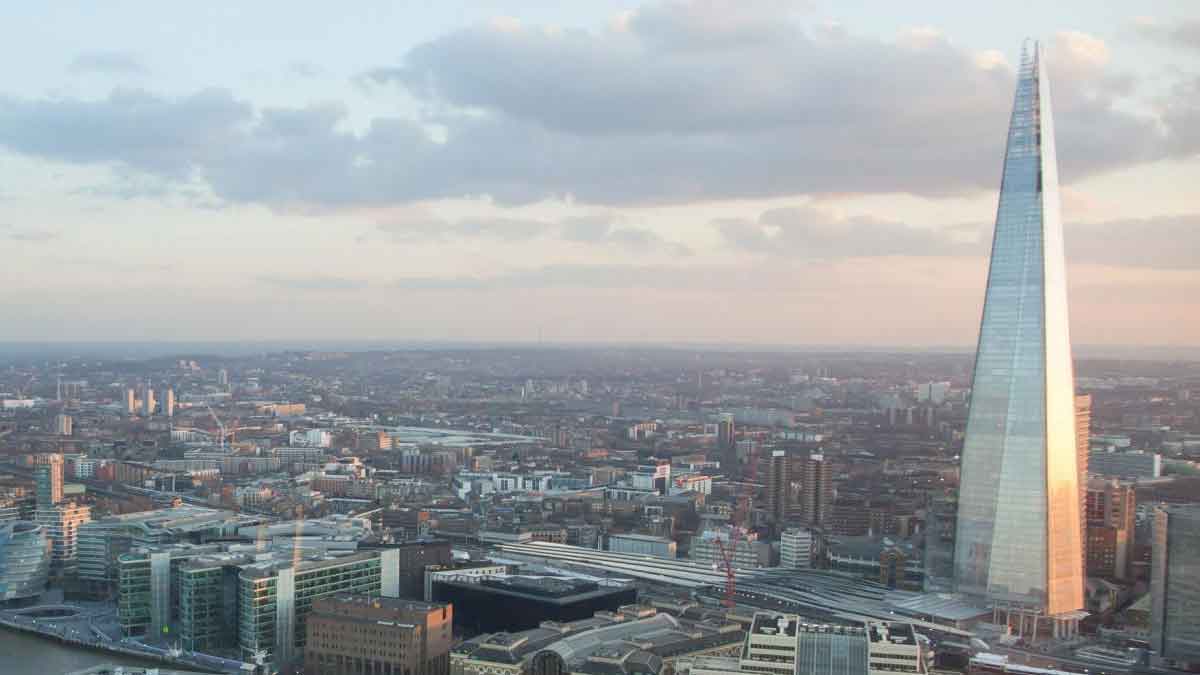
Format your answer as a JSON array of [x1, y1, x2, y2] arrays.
[[1, 0, 1197, 346], [3, 3, 1200, 674]]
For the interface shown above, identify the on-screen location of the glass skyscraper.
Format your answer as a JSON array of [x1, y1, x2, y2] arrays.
[[954, 42, 1084, 621]]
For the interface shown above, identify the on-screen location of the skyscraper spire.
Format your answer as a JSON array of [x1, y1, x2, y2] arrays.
[[954, 42, 1084, 622]]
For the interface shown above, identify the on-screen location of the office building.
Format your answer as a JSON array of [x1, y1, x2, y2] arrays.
[[718, 414, 737, 476], [741, 613, 801, 675], [953, 43, 1084, 629], [55, 413, 73, 436], [0, 491, 33, 523], [690, 528, 771, 569], [176, 553, 243, 652], [779, 528, 814, 569], [1088, 451, 1162, 481], [0, 521, 51, 602], [163, 388, 175, 418], [1150, 504, 1200, 666], [690, 613, 924, 675], [828, 536, 924, 591], [78, 506, 259, 599], [239, 548, 400, 666], [607, 533, 677, 559], [142, 386, 155, 417], [797, 453, 833, 528], [35, 501, 90, 577], [118, 546, 217, 639], [387, 537, 454, 599], [767, 450, 789, 524], [304, 595, 453, 675], [1075, 394, 1090, 558], [1084, 478, 1134, 581], [923, 494, 957, 593], [917, 382, 950, 405], [125, 388, 136, 415], [430, 573, 636, 635], [867, 622, 928, 675], [34, 453, 64, 508]]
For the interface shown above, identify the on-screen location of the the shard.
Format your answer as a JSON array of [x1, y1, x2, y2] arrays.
[[954, 42, 1084, 625]]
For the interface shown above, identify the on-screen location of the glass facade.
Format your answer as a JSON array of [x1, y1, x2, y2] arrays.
[[238, 553, 384, 664], [1151, 505, 1200, 663], [179, 562, 237, 652], [954, 43, 1083, 615], [0, 521, 51, 602]]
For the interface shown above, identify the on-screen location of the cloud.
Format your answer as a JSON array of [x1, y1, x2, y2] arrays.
[[717, 205, 983, 258], [287, 61, 323, 78], [380, 210, 549, 242], [0, 224, 59, 242], [0, 88, 251, 180], [67, 51, 148, 75], [717, 206, 1200, 270], [558, 214, 692, 254], [257, 275, 369, 291], [392, 263, 736, 291], [375, 208, 688, 253], [0, 3, 1195, 209], [1067, 215, 1200, 270], [1133, 17, 1200, 51]]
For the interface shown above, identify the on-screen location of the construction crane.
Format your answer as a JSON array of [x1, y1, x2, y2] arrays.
[[715, 492, 751, 608], [716, 438, 760, 608], [204, 402, 228, 452]]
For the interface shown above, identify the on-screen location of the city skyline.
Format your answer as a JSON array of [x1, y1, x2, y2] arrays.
[[0, 1, 1197, 346]]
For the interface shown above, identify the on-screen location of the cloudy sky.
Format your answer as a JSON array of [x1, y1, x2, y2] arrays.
[[1, 1, 1197, 347]]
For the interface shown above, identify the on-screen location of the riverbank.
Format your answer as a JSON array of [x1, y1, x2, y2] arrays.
[[0, 616, 234, 674]]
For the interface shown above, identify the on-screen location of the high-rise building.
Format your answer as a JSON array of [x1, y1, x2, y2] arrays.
[[218, 368, 229, 388], [54, 413, 73, 436], [304, 595, 453, 675], [917, 382, 950, 405], [953, 43, 1084, 632], [1075, 394, 1091, 565], [125, 387, 136, 415], [924, 494, 958, 593], [1150, 504, 1200, 666], [1084, 478, 1134, 581], [797, 453, 832, 528], [163, 388, 175, 418], [33, 453, 64, 508], [142, 384, 155, 417], [717, 413, 737, 475], [767, 450, 789, 524]]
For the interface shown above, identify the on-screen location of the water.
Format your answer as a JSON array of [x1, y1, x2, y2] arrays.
[[0, 629, 165, 674]]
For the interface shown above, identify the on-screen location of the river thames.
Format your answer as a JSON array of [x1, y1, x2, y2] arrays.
[[0, 629, 167, 673]]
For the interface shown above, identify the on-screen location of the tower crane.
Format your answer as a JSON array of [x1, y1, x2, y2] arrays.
[[204, 402, 228, 452], [715, 493, 749, 608]]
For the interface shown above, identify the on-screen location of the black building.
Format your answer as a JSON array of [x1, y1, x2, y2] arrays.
[[431, 575, 636, 635]]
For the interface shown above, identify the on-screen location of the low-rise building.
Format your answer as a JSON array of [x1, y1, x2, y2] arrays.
[[779, 529, 814, 569], [608, 533, 677, 559], [305, 595, 453, 675], [431, 573, 636, 635]]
